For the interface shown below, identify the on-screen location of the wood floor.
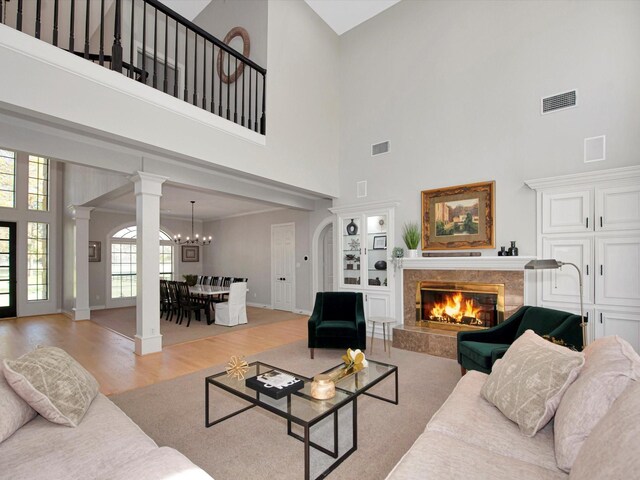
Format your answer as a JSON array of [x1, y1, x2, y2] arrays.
[[0, 310, 308, 396]]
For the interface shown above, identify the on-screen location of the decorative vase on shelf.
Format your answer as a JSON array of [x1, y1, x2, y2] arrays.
[[407, 249, 419, 258], [346, 219, 358, 236], [374, 260, 387, 270]]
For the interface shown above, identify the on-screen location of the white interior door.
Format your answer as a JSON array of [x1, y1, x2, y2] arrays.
[[271, 223, 295, 311], [541, 237, 593, 304]]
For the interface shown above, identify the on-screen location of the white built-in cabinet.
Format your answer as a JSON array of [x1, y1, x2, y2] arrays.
[[329, 201, 397, 321], [527, 166, 640, 350]]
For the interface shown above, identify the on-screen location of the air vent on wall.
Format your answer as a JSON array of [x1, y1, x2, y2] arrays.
[[541, 90, 577, 114], [371, 141, 390, 156]]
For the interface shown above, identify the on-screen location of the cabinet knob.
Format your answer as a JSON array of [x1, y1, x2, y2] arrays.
[[586, 217, 589, 229]]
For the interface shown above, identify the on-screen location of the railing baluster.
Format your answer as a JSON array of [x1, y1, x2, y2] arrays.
[[241, 61, 245, 127], [16, 0, 23, 32], [111, 0, 122, 72], [211, 44, 215, 113], [153, 8, 158, 88], [254, 69, 258, 132], [261, 73, 266, 134], [183, 28, 188, 101], [193, 34, 198, 105], [174, 19, 179, 97], [35, 0, 42, 39], [163, 13, 168, 93], [53, 0, 59, 46], [84, 0, 91, 58], [99, 0, 105, 65], [69, 0, 75, 50], [129, 0, 135, 78], [141, 1, 146, 82], [248, 67, 252, 130], [234, 57, 238, 123], [202, 40, 207, 109], [218, 45, 223, 117], [226, 51, 231, 120], [0, 0, 3, 26]]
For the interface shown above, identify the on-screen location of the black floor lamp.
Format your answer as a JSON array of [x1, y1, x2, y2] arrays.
[[524, 259, 587, 349]]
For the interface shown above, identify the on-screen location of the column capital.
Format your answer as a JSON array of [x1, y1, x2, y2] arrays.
[[130, 171, 167, 197], [69, 205, 94, 220]]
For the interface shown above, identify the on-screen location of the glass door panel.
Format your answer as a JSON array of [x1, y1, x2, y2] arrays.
[[0, 222, 16, 317], [342, 217, 361, 286], [366, 214, 388, 288]]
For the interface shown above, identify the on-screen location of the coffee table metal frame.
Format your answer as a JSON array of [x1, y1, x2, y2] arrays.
[[205, 360, 398, 480]]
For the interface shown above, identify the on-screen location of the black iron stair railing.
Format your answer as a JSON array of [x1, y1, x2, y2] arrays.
[[1, 0, 266, 134]]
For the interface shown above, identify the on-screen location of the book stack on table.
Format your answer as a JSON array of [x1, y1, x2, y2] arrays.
[[245, 370, 304, 399]]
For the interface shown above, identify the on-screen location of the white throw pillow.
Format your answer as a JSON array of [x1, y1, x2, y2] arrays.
[[3, 346, 99, 427], [0, 363, 37, 443], [554, 336, 640, 472], [481, 330, 585, 437]]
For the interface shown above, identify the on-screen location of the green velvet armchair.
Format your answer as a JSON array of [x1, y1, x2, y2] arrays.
[[457, 305, 584, 375], [308, 292, 367, 359]]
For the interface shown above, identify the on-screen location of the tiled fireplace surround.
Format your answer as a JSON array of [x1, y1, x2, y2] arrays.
[[392, 257, 533, 359]]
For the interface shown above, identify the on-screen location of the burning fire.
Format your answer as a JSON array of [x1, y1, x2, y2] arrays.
[[430, 292, 481, 324]]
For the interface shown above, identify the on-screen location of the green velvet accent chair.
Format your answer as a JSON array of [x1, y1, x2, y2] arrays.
[[457, 305, 584, 374], [308, 292, 367, 359]]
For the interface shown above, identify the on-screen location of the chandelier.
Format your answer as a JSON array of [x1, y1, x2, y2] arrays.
[[173, 201, 212, 245]]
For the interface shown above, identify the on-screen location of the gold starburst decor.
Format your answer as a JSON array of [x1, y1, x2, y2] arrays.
[[226, 355, 249, 380]]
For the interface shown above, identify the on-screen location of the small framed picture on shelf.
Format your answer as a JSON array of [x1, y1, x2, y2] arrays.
[[372, 235, 387, 250]]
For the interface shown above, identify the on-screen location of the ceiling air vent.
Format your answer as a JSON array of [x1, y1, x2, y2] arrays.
[[541, 90, 577, 114], [371, 141, 390, 156]]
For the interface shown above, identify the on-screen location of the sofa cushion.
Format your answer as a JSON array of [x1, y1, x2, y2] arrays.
[[555, 336, 640, 472], [95, 446, 213, 480], [569, 380, 640, 480], [316, 320, 356, 337], [0, 394, 157, 480], [385, 430, 567, 480], [427, 370, 561, 473], [0, 364, 37, 443], [481, 330, 584, 437], [3, 346, 99, 427], [458, 341, 510, 369], [322, 293, 356, 321]]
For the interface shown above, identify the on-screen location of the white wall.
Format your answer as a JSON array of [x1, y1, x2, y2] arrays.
[[336, 0, 640, 258]]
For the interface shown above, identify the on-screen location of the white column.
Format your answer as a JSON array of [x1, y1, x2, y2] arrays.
[[131, 172, 167, 355], [71, 206, 93, 321]]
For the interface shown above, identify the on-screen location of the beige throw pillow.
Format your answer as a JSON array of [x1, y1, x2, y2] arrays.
[[0, 363, 37, 443], [481, 330, 585, 437], [554, 336, 640, 472], [3, 347, 99, 427]]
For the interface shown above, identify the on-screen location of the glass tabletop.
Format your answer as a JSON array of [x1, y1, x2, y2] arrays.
[[322, 359, 397, 395], [207, 362, 354, 424]]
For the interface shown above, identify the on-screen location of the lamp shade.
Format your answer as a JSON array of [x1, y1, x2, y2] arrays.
[[524, 259, 562, 270]]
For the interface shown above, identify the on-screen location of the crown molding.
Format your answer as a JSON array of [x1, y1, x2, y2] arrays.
[[525, 165, 640, 190]]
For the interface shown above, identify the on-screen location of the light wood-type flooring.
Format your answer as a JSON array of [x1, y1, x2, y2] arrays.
[[0, 309, 308, 396]]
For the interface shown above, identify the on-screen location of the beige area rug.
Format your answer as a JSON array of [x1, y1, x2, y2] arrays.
[[110, 340, 460, 480], [90, 307, 306, 346]]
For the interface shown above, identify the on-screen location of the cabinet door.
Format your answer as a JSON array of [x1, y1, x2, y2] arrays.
[[364, 292, 391, 319], [340, 216, 362, 288], [542, 190, 592, 233], [542, 237, 593, 304], [595, 185, 640, 231], [365, 214, 388, 289], [595, 309, 640, 352], [596, 237, 640, 307]]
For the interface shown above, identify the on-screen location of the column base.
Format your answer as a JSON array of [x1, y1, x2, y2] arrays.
[[134, 334, 163, 356], [72, 307, 91, 321]]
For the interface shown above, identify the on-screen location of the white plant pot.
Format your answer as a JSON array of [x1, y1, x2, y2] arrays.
[[407, 249, 419, 258]]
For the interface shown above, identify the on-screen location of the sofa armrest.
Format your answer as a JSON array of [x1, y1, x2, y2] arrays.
[[458, 306, 529, 344], [307, 293, 324, 348], [355, 293, 367, 349], [490, 346, 510, 364], [547, 314, 584, 350]]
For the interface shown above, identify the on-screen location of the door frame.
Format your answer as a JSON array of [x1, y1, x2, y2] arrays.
[[0, 221, 17, 318], [271, 222, 296, 312], [311, 216, 336, 298]]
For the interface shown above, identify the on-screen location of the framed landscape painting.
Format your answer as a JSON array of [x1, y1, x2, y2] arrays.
[[421, 181, 495, 250], [181, 245, 200, 262]]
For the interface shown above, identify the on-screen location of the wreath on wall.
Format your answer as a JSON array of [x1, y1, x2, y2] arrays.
[[217, 27, 251, 84]]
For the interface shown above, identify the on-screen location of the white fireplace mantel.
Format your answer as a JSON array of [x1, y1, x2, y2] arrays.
[[400, 256, 536, 271]]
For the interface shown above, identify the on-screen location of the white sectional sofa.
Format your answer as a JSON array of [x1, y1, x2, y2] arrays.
[[386, 337, 640, 480]]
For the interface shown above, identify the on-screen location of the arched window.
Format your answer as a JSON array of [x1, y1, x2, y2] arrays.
[[111, 226, 174, 299]]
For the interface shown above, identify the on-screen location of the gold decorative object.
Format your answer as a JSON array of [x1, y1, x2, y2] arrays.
[[310, 374, 336, 400], [225, 355, 249, 380]]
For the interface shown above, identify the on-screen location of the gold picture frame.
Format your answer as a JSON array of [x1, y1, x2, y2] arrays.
[[421, 181, 495, 250]]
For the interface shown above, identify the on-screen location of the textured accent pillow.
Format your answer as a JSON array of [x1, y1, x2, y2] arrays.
[[3, 347, 99, 427], [554, 336, 640, 472], [570, 380, 640, 479], [0, 363, 37, 443], [481, 329, 584, 437]]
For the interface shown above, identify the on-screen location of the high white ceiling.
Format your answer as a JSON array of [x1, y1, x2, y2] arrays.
[[97, 184, 281, 221], [304, 0, 401, 35]]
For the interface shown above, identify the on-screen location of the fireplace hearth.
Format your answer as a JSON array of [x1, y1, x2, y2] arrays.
[[416, 281, 504, 331]]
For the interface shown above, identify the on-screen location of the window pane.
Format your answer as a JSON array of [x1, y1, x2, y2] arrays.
[[0, 151, 15, 209], [28, 156, 49, 211], [27, 222, 48, 301]]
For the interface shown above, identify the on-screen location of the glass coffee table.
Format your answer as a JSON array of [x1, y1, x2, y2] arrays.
[[205, 359, 398, 480]]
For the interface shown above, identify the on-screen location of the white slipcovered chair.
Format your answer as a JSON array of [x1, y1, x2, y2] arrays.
[[214, 282, 248, 326]]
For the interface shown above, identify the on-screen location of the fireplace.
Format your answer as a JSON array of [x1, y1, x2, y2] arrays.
[[416, 281, 505, 331]]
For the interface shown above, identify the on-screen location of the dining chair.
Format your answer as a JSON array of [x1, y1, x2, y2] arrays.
[[160, 280, 171, 319], [215, 282, 248, 326], [166, 281, 181, 323], [211, 276, 222, 287], [176, 282, 203, 327]]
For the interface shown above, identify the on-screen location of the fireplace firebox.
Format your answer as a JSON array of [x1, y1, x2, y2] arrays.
[[416, 281, 505, 331]]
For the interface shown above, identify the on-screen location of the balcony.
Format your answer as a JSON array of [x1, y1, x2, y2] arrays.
[[1, 0, 266, 134]]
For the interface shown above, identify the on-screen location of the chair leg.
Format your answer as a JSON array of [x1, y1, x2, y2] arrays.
[[310, 348, 314, 359], [460, 366, 467, 376]]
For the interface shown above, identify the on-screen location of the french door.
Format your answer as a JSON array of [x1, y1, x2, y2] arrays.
[[0, 222, 17, 318]]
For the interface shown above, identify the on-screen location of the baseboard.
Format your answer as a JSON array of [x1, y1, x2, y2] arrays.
[[295, 309, 312, 316], [90, 305, 106, 311], [247, 302, 273, 309], [61, 310, 74, 319]]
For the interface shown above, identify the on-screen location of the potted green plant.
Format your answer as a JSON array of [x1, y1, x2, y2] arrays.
[[182, 274, 198, 286], [402, 222, 420, 258]]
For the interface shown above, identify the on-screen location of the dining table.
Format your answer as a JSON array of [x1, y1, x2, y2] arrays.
[[189, 285, 230, 325]]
